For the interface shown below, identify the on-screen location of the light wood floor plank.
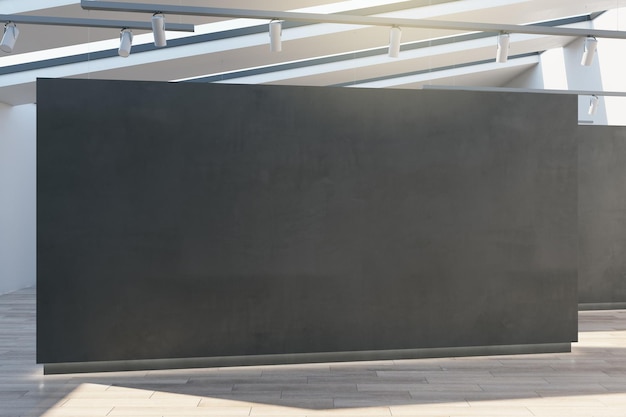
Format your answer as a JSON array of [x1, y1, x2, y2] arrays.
[[3, 287, 626, 417]]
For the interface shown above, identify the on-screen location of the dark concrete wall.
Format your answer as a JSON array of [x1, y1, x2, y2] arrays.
[[579, 126, 626, 304], [37, 79, 579, 365]]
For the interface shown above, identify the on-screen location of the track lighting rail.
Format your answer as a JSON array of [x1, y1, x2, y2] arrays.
[[80, 0, 626, 40], [0, 14, 194, 32]]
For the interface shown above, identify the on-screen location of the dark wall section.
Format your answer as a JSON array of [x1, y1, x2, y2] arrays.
[[579, 126, 626, 304], [37, 79, 579, 365]]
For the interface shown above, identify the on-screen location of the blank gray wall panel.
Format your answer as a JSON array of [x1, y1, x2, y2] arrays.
[[37, 79, 578, 365], [579, 126, 626, 304]]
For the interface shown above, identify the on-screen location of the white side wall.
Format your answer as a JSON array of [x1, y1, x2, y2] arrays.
[[587, 8, 626, 126], [0, 103, 36, 294]]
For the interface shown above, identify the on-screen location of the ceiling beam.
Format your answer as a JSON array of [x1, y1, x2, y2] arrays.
[[423, 85, 626, 97], [81, 0, 626, 39], [0, 14, 195, 32], [348, 55, 541, 89]]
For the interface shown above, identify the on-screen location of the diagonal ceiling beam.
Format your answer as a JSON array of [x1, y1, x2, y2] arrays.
[[81, 0, 626, 39]]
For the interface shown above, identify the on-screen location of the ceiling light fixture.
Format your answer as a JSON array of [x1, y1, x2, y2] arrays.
[[581, 36, 598, 66], [495, 32, 510, 63], [588, 95, 599, 115], [269, 20, 282, 52], [388, 26, 401, 58], [0, 22, 19, 53], [151, 13, 167, 47], [118, 28, 133, 57]]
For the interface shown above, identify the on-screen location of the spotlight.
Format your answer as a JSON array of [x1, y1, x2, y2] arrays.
[[581, 36, 597, 66], [269, 20, 282, 52], [0, 22, 19, 53], [118, 28, 133, 57], [151, 13, 166, 47], [588, 95, 599, 115], [388, 26, 401, 58], [495, 32, 510, 63]]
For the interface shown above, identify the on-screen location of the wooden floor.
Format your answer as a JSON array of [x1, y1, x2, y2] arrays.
[[2, 287, 626, 417]]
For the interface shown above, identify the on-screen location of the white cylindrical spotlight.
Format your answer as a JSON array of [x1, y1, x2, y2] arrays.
[[388, 26, 401, 58], [581, 36, 598, 66], [118, 29, 133, 57], [151, 13, 166, 47], [0, 22, 19, 53], [269, 20, 282, 52], [495, 33, 510, 63], [588, 95, 599, 115]]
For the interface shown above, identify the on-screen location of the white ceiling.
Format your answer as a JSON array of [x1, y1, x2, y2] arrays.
[[0, 0, 622, 105]]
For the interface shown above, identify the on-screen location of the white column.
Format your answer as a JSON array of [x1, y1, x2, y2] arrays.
[[0, 102, 36, 294]]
